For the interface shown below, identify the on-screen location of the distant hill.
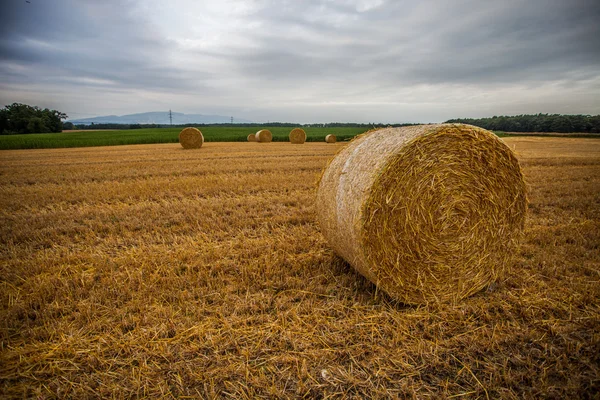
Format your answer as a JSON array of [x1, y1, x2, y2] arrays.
[[70, 111, 252, 125]]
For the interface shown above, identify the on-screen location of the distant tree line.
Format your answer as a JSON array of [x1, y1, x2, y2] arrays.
[[305, 122, 418, 128], [0, 103, 67, 134], [446, 114, 600, 133], [68, 123, 164, 130], [6, 104, 597, 135], [69, 122, 420, 130]]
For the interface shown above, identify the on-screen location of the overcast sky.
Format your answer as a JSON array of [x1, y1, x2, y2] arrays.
[[1, 0, 599, 123]]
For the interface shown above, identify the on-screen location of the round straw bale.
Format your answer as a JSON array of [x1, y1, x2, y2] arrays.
[[255, 129, 273, 143], [289, 128, 306, 144], [179, 127, 204, 149], [325, 134, 336, 143], [316, 124, 527, 304], [247, 133, 256, 142]]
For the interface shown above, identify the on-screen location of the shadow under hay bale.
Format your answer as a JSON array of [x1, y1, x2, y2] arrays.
[[256, 129, 272, 143], [289, 128, 306, 144], [178, 127, 204, 149], [316, 123, 527, 305]]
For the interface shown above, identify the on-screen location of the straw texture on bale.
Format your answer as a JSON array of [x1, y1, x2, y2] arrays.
[[247, 133, 256, 142], [316, 124, 527, 304], [289, 128, 307, 144], [325, 134, 337, 143], [178, 127, 204, 149], [255, 129, 273, 143]]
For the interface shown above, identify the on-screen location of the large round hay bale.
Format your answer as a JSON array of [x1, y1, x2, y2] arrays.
[[316, 124, 527, 304], [289, 128, 306, 144], [247, 133, 256, 142], [179, 127, 204, 149], [325, 134, 336, 143], [255, 129, 272, 143]]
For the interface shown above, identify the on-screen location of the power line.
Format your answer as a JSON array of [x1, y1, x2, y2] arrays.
[[63, 111, 94, 116]]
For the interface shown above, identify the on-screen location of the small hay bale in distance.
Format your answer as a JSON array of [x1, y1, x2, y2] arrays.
[[247, 133, 256, 142], [325, 134, 336, 143], [179, 127, 204, 149], [316, 123, 527, 304], [255, 129, 273, 143], [289, 128, 307, 144]]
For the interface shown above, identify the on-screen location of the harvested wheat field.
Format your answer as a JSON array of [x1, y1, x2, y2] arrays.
[[1, 138, 599, 398]]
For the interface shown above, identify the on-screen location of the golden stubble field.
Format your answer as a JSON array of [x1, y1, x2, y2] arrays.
[[1, 138, 599, 398]]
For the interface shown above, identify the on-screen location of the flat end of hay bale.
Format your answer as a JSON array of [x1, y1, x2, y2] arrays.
[[179, 127, 204, 149], [289, 128, 306, 144], [316, 124, 527, 304], [256, 129, 273, 143], [325, 134, 336, 143], [247, 133, 256, 142]]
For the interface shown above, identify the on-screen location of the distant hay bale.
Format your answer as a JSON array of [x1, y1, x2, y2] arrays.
[[316, 124, 527, 304], [247, 133, 256, 142], [325, 134, 336, 143], [289, 128, 306, 144], [255, 129, 273, 143], [179, 127, 204, 149]]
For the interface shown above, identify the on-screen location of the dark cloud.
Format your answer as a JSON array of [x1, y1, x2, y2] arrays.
[[0, 0, 214, 92], [228, 0, 600, 86]]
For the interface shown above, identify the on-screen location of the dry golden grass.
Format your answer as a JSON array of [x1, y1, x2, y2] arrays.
[[1, 138, 599, 398]]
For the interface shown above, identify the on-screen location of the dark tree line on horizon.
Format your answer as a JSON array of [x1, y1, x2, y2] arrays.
[[39, 114, 600, 133], [0, 103, 67, 134], [2, 102, 599, 134], [67, 122, 419, 130], [446, 114, 600, 133]]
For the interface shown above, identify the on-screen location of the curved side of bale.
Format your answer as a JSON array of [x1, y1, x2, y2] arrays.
[[247, 133, 256, 142], [316, 124, 527, 304], [325, 134, 337, 143], [289, 128, 306, 144], [179, 127, 204, 149], [255, 129, 273, 143]]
